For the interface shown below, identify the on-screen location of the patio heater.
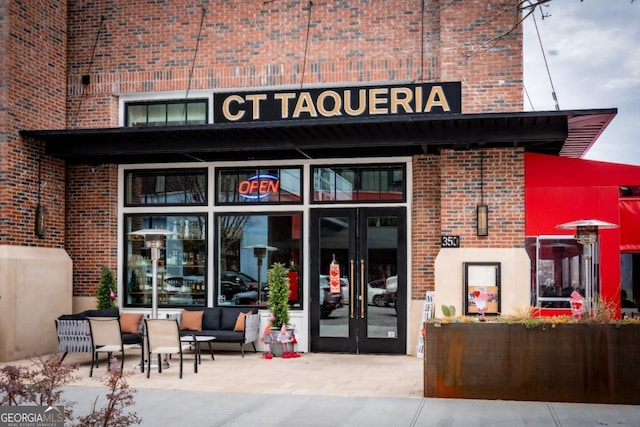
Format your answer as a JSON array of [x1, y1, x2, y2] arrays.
[[244, 244, 278, 302], [556, 219, 618, 315], [129, 229, 176, 319]]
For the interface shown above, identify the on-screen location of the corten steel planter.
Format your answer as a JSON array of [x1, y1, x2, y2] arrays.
[[424, 322, 640, 404]]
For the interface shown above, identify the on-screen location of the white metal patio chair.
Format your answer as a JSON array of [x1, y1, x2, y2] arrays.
[[87, 317, 143, 377], [144, 318, 192, 379]]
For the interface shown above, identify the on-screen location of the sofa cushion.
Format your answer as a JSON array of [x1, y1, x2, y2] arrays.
[[208, 329, 245, 342], [221, 307, 245, 330], [58, 308, 119, 320], [122, 333, 142, 345], [201, 308, 222, 330], [85, 308, 120, 318], [233, 311, 253, 332], [120, 313, 143, 333], [180, 310, 203, 331]]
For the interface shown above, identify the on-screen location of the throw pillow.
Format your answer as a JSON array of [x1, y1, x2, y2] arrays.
[[233, 311, 253, 332], [120, 313, 143, 333], [180, 310, 203, 331]]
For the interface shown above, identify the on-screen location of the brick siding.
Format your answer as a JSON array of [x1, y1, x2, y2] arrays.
[[4, 1, 524, 297]]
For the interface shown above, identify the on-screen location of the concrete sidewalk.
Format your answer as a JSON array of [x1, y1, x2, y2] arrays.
[[62, 386, 640, 426], [51, 351, 639, 426]]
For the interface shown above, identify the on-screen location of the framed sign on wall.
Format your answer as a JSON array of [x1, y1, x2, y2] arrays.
[[464, 262, 501, 317]]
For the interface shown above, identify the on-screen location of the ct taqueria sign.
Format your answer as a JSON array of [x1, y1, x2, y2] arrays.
[[214, 82, 461, 123]]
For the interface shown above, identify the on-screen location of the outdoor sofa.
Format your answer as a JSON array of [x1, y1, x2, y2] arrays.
[[54, 308, 144, 361], [175, 306, 260, 357]]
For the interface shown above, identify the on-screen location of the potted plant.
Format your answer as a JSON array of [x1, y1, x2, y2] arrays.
[[267, 262, 291, 357], [96, 266, 117, 309]]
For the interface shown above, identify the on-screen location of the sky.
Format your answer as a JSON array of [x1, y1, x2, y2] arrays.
[[523, 0, 640, 166]]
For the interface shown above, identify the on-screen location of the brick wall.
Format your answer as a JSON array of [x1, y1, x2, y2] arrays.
[[412, 147, 525, 298], [412, 155, 441, 297], [66, 0, 522, 127], [3, 1, 523, 296], [66, 164, 118, 296], [0, 0, 66, 247], [439, 0, 523, 112]]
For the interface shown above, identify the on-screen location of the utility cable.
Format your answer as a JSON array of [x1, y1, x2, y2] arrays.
[[531, 5, 559, 110], [183, 8, 207, 123], [419, 0, 425, 81], [73, 15, 105, 128], [300, 1, 313, 89]]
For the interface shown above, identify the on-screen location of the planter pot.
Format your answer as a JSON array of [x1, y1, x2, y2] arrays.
[[269, 328, 295, 357], [424, 322, 640, 404]]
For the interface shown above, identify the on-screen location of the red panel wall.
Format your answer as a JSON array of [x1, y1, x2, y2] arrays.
[[525, 153, 640, 310]]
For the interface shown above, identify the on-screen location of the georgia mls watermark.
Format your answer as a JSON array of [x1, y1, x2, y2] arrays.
[[0, 406, 65, 427]]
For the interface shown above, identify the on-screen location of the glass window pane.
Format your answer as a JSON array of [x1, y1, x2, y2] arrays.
[[312, 164, 405, 203], [147, 104, 166, 126], [529, 237, 584, 309], [167, 103, 187, 125], [128, 105, 147, 126], [125, 215, 207, 308], [217, 167, 302, 205], [359, 167, 380, 201], [313, 167, 336, 201], [125, 169, 207, 206], [217, 213, 302, 308], [336, 168, 357, 201], [125, 100, 208, 127], [187, 102, 207, 124]]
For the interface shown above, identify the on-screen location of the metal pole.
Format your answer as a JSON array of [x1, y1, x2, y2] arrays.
[[151, 245, 160, 319]]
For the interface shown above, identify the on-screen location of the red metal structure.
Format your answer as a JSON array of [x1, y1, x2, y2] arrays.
[[525, 153, 640, 316]]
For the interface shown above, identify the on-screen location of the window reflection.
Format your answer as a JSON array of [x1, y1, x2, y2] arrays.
[[217, 213, 302, 307], [526, 236, 585, 309], [125, 215, 207, 307], [312, 164, 405, 202], [217, 167, 302, 204], [125, 169, 207, 206]]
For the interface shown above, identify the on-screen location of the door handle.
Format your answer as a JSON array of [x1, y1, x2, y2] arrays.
[[360, 259, 365, 319], [349, 259, 355, 319]]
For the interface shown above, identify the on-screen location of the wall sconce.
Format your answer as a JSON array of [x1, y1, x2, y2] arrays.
[[477, 204, 489, 236], [35, 204, 46, 238], [476, 147, 489, 237]]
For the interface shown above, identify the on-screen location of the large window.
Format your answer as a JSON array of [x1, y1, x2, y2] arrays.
[[125, 214, 207, 308], [216, 213, 302, 308], [125, 99, 208, 127], [311, 164, 405, 202], [125, 169, 207, 206]]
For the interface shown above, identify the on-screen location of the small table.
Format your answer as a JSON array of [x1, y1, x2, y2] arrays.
[[180, 335, 215, 373]]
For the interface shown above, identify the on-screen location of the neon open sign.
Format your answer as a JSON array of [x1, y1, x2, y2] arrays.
[[238, 174, 280, 200]]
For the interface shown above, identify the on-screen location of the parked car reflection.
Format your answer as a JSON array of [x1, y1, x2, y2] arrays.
[[220, 271, 264, 304], [319, 275, 346, 318]]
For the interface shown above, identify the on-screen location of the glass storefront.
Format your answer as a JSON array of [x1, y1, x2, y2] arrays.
[[121, 163, 406, 310]]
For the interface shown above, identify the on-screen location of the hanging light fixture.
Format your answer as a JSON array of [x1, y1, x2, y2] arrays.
[[476, 147, 488, 236]]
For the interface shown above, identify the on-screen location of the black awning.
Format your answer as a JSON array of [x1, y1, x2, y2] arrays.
[[20, 109, 616, 164]]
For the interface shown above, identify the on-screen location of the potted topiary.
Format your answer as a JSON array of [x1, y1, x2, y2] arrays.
[[267, 262, 291, 357], [96, 266, 117, 310]]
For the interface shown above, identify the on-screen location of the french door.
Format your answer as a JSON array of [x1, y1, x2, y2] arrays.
[[309, 207, 406, 354]]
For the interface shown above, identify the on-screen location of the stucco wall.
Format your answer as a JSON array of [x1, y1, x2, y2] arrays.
[[434, 248, 531, 318], [0, 246, 72, 362]]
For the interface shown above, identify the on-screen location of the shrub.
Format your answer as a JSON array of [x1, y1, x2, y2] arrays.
[[267, 262, 290, 328], [97, 266, 117, 309]]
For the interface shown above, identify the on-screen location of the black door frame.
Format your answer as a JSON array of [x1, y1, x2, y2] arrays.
[[309, 207, 407, 354]]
